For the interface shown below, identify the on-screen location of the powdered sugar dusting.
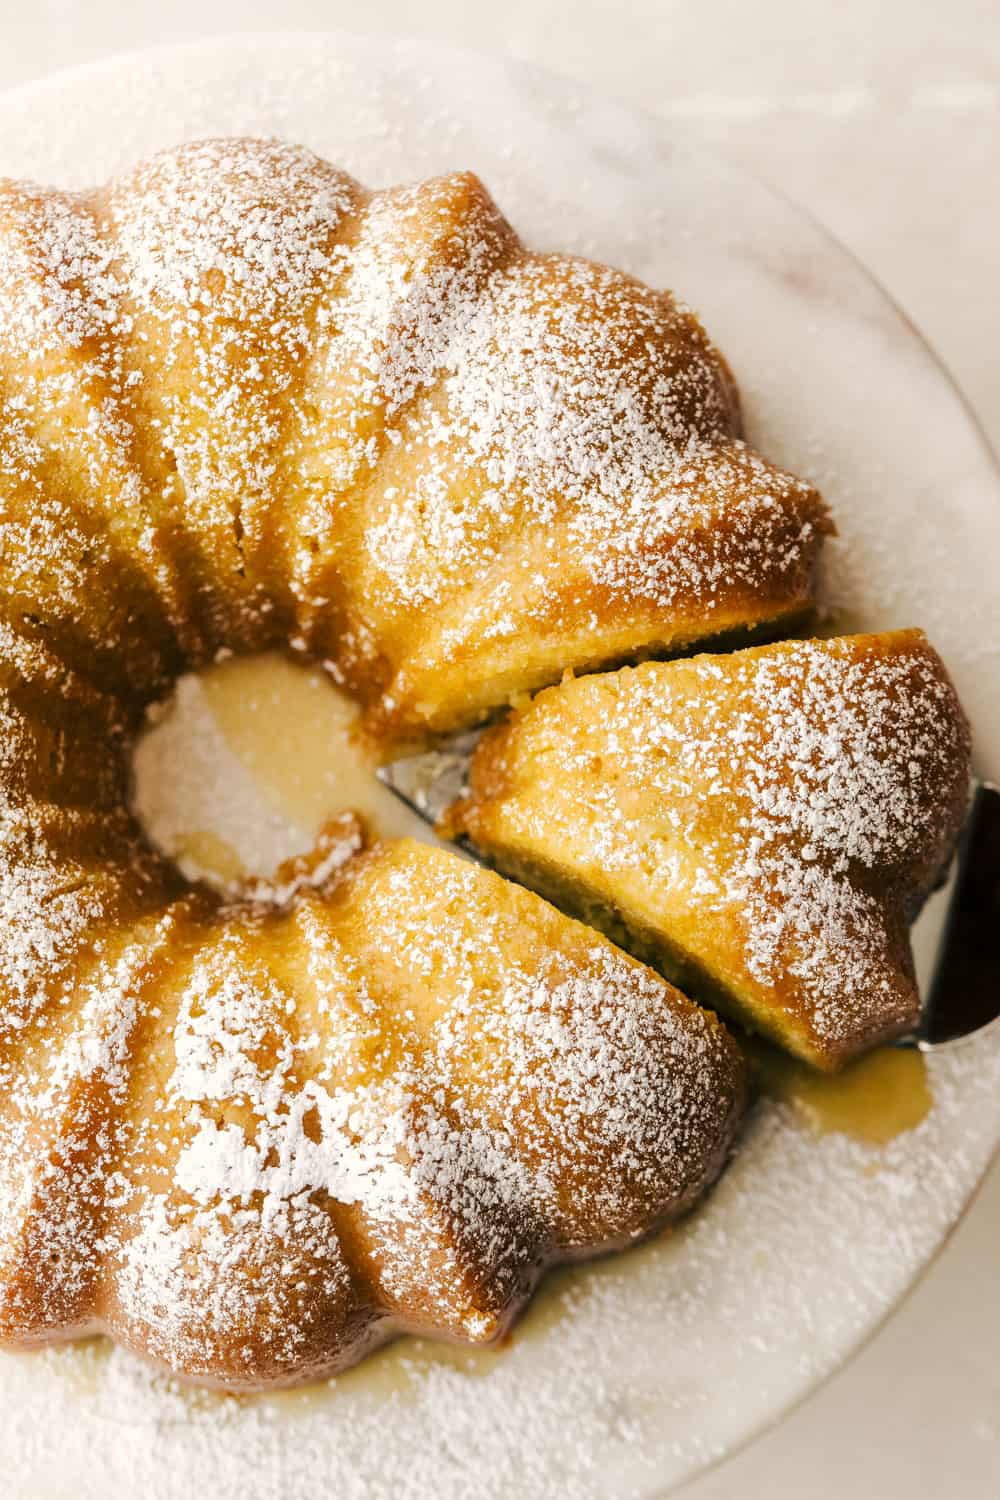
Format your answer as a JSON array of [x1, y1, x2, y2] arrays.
[[6, 1029, 999, 1500], [0, 828, 743, 1387], [459, 631, 970, 1063], [1, 136, 829, 732]]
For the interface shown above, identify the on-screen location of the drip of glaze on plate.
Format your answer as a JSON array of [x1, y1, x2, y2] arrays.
[[750, 1041, 932, 1145], [132, 652, 435, 892]]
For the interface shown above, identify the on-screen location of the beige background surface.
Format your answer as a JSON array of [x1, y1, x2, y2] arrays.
[[1, 3, 997, 1495]]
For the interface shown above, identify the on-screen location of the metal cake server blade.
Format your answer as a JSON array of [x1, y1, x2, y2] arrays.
[[912, 780, 1000, 1048], [379, 749, 1000, 1050], [379, 730, 486, 831]]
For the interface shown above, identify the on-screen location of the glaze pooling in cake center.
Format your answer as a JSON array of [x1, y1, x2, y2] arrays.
[[131, 653, 434, 893]]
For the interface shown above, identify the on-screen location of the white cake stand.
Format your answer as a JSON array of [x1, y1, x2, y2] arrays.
[[0, 34, 998, 1500]]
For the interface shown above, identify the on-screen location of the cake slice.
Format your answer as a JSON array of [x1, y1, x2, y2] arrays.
[[450, 631, 971, 1069]]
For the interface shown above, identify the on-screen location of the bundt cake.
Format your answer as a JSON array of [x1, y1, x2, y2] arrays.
[[451, 631, 971, 1070], [0, 136, 970, 1389], [0, 135, 839, 1386]]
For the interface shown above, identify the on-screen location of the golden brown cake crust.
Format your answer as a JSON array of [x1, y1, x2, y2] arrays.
[[0, 840, 746, 1388], [453, 631, 972, 1070], [0, 138, 830, 741]]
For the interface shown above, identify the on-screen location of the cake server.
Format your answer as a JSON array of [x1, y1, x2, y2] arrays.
[[910, 779, 1000, 1047], [379, 748, 1000, 1050]]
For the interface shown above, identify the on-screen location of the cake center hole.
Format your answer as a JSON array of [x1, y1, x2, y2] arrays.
[[131, 652, 432, 893]]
